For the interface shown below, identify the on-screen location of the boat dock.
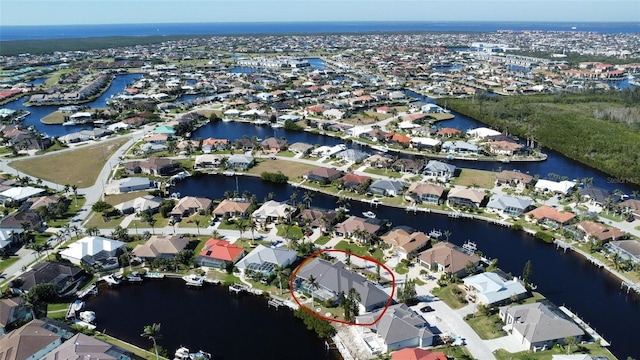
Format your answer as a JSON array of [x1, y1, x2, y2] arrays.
[[76, 284, 98, 298], [559, 306, 610, 347], [228, 283, 263, 296], [267, 298, 284, 309]]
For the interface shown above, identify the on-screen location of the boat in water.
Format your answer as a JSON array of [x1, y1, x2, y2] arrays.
[[362, 211, 376, 219], [79, 310, 96, 323], [145, 272, 165, 279], [174, 346, 211, 360], [182, 274, 204, 287], [126, 272, 143, 283], [62, 120, 76, 126]]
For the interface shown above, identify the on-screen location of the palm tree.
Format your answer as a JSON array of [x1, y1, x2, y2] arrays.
[[307, 275, 318, 307], [71, 225, 81, 239], [140, 323, 162, 360], [148, 216, 157, 235], [169, 219, 177, 235], [63, 184, 70, 195], [71, 184, 79, 207], [249, 219, 258, 243], [194, 219, 201, 236], [236, 220, 248, 240], [443, 230, 452, 242], [85, 226, 100, 236], [303, 191, 314, 208]]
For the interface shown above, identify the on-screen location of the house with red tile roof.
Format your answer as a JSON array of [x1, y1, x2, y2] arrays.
[[576, 221, 626, 243], [418, 242, 481, 277], [525, 205, 576, 227], [391, 348, 447, 360], [436, 127, 462, 138], [340, 173, 371, 191], [385, 133, 411, 146], [194, 239, 245, 268]]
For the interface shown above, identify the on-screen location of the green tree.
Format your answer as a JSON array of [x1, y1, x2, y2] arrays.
[[140, 323, 162, 360], [398, 277, 417, 304], [307, 274, 318, 306], [522, 260, 533, 287]]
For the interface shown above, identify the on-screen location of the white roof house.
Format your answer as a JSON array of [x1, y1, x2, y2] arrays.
[[236, 244, 298, 274], [59, 236, 125, 269], [464, 272, 528, 306], [0, 229, 20, 250], [252, 200, 294, 223], [410, 137, 441, 147], [467, 127, 501, 138], [534, 179, 576, 195], [0, 186, 45, 204]]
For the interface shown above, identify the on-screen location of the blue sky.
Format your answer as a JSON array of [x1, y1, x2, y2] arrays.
[[2, 0, 639, 26]]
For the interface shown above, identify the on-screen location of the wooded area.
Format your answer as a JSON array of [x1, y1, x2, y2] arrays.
[[443, 88, 640, 185]]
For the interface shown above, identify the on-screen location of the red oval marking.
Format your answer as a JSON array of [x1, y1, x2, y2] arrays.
[[289, 249, 395, 326]]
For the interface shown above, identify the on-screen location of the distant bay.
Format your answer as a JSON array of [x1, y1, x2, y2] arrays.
[[2, 21, 639, 41]]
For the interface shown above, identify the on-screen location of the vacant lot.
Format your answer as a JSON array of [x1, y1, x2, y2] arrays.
[[453, 169, 497, 189], [247, 159, 317, 180], [10, 137, 129, 187]]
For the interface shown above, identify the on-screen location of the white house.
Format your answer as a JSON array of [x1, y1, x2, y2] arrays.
[[59, 236, 125, 270], [252, 200, 295, 223], [467, 127, 501, 138], [355, 304, 434, 354], [235, 244, 298, 275], [463, 272, 528, 306], [0, 186, 45, 205], [534, 179, 576, 195]]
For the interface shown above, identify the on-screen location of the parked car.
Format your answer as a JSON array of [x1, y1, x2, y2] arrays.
[[420, 305, 435, 313]]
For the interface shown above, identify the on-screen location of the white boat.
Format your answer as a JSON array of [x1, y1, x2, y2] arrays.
[[371, 145, 389, 153], [223, 170, 235, 176], [222, 118, 233, 122], [500, 158, 510, 163], [254, 120, 268, 125], [362, 211, 376, 219], [79, 311, 96, 323], [126, 272, 143, 282], [183, 274, 204, 287], [335, 206, 350, 213], [71, 300, 84, 312], [174, 346, 211, 360], [145, 272, 165, 279], [99, 274, 121, 286], [270, 123, 283, 128], [62, 121, 76, 126]]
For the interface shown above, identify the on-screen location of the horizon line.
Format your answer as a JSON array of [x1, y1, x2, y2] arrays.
[[3, 20, 640, 27]]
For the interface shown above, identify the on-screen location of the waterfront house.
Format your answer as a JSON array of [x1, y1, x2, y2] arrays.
[[202, 138, 229, 153], [495, 170, 534, 189], [170, 196, 212, 220], [260, 137, 287, 152], [303, 167, 343, 184], [340, 173, 371, 192], [391, 348, 447, 360], [132, 234, 189, 261], [405, 183, 445, 204], [226, 154, 254, 170], [252, 200, 295, 223], [0, 319, 62, 360], [423, 160, 457, 179], [486, 194, 534, 217], [463, 271, 528, 306], [441, 141, 480, 155], [447, 188, 486, 209], [409, 137, 440, 150], [194, 154, 224, 169], [418, 242, 481, 277], [436, 128, 462, 138], [294, 258, 389, 313], [391, 158, 424, 174], [10, 261, 87, 296], [41, 332, 135, 360], [299, 208, 337, 230], [288, 142, 314, 154], [576, 221, 626, 243], [113, 194, 163, 215], [194, 238, 245, 268], [334, 216, 381, 239], [526, 206, 576, 227], [368, 179, 406, 197], [137, 157, 181, 176], [0, 297, 33, 335], [107, 177, 153, 194], [499, 303, 584, 352], [578, 188, 618, 207], [60, 236, 125, 271], [213, 199, 251, 218], [604, 240, 640, 265], [534, 179, 576, 195], [381, 227, 430, 259], [356, 303, 434, 354], [235, 244, 298, 276], [488, 141, 524, 156], [467, 127, 501, 139]]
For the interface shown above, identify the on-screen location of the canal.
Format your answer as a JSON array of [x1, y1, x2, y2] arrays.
[[85, 277, 341, 360], [172, 174, 640, 359]]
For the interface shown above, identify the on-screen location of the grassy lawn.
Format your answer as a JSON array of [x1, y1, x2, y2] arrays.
[[205, 270, 241, 285], [598, 212, 626, 222], [103, 190, 152, 206], [277, 150, 296, 158], [0, 257, 19, 274], [46, 302, 71, 319], [276, 224, 304, 240], [94, 332, 161, 360], [394, 262, 410, 275], [363, 167, 403, 178], [83, 212, 125, 229], [11, 137, 130, 187], [431, 283, 468, 309], [333, 240, 384, 261], [178, 214, 212, 229], [128, 213, 170, 230], [46, 196, 87, 227], [465, 313, 508, 339], [247, 159, 317, 180], [494, 343, 616, 360], [315, 235, 332, 245], [40, 111, 67, 124], [453, 169, 497, 189]]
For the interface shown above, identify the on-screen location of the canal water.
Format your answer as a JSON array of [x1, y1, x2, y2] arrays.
[[172, 174, 640, 359], [85, 277, 341, 360]]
